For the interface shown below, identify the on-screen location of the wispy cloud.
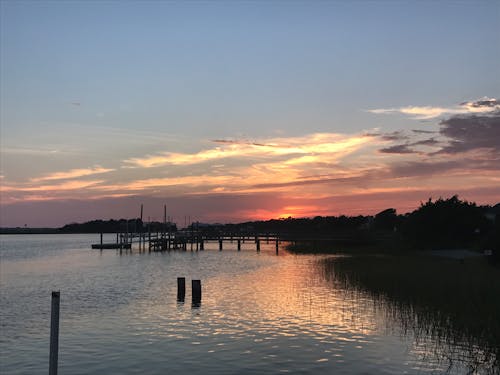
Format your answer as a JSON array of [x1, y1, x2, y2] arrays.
[[368, 97, 500, 119], [1, 180, 104, 193], [31, 166, 114, 182], [124, 133, 373, 168]]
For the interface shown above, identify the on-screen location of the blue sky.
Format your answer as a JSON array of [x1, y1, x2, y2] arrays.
[[1, 1, 499, 226]]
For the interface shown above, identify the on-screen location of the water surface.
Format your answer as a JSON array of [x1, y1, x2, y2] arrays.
[[0, 234, 492, 374]]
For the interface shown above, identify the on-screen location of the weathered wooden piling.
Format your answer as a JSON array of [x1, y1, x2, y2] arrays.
[[49, 291, 60, 375], [148, 229, 151, 252], [256, 239, 260, 252], [200, 239, 204, 250], [100, 233, 103, 246], [219, 239, 223, 251], [276, 239, 279, 254], [192, 280, 201, 304], [237, 239, 241, 251], [177, 277, 186, 301]]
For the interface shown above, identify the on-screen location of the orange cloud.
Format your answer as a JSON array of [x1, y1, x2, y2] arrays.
[[31, 166, 114, 182], [124, 133, 373, 168]]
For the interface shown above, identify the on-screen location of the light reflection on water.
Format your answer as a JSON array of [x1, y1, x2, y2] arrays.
[[0, 234, 482, 374]]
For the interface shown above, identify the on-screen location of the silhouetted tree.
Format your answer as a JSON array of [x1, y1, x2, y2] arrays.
[[374, 208, 399, 232], [401, 196, 488, 249]]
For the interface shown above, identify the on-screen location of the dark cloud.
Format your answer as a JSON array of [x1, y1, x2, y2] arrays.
[[412, 129, 437, 134], [379, 144, 416, 154], [438, 112, 500, 154], [381, 131, 409, 141], [389, 157, 500, 179], [390, 160, 463, 177], [411, 138, 440, 147], [460, 97, 499, 108]]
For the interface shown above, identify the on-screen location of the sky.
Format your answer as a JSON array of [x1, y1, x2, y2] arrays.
[[1, 0, 499, 227]]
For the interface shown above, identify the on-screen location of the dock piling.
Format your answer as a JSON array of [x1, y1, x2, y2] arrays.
[[192, 280, 202, 304], [177, 277, 186, 301], [49, 291, 60, 375]]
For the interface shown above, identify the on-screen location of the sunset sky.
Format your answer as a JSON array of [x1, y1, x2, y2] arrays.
[[1, 1, 499, 227]]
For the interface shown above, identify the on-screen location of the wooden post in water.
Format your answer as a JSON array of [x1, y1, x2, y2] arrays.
[[100, 233, 103, 247], [177, 277, 186, 301], [256, 239, 260, 252], [116, 233, 119, 244], [200, 239, 204, 250], [148, 226, 151, 252], [49, 291, 60, 375], [275, 238, 279, 255], [219, 239, 223, 251], [192, 280, 201, 304], [237, 239, 241, 251]]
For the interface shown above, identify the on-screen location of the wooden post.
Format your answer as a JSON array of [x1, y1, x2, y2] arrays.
[[49, 291, 60, 375], [177, 277, 186, 301], [116, 233, 119, 244], [192, 280, 201, 304], [256, 239, 260, 252], [237, 239, 241, 251], [219, 239, 223, 251], [275, 238, 279, 255], [200, 239, 204, 250], [100, 233, 103, 247]]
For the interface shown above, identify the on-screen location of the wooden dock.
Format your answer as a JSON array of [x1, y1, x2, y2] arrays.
[[91, 243, 131, 249], [91, 231, 281, 253]]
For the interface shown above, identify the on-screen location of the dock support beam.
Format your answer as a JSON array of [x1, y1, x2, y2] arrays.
[[256, 239, 260, 252], [237, 239, 241, 251], [177, 277, 186, 302], [219, 239, 223, 251], [192, 280, 202, 305], [49, 291, 60, 375]]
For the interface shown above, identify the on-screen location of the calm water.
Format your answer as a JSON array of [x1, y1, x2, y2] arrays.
[[0, 234, 486, 374]]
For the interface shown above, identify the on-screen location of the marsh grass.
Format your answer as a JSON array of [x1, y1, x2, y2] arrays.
[[322, 255, 500, 374]]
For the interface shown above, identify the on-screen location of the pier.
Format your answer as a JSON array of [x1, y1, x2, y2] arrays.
[[92, 231, 282, 253]]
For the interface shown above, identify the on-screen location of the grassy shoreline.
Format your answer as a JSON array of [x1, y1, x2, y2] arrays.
[[322, 254, 500, 373]]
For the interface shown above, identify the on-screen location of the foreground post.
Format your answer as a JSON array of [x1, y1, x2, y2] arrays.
[[177, 277, 186, 301], [49, 291, 60, 375], [192, 280, 202, 304]]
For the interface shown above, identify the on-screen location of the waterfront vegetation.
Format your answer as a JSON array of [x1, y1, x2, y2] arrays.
[[322, 254, 500, 374]]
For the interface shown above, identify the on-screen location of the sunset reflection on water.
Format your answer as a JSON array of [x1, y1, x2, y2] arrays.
[[1, 235, 487, 374]]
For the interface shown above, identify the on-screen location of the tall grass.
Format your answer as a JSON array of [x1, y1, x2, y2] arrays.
[[322, 255, 500, 374]]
